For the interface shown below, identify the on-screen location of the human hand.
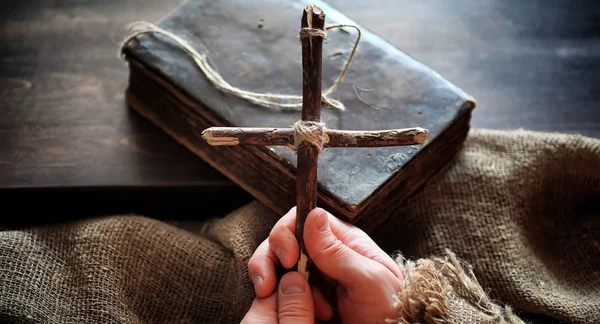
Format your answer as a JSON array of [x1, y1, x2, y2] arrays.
[[241, 271, 315, 323], [248, 207, 404, 323]]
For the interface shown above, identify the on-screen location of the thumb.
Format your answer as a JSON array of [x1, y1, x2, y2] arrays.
[[240, 294, 277, 324], [304, 208, 376, 288], [278, 271, 315, 323]]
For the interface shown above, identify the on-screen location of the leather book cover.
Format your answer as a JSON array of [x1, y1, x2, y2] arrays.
[[121, 0, 476, 232]]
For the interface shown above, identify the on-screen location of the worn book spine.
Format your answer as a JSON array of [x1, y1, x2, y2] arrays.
[[125, 60, 301, 218]]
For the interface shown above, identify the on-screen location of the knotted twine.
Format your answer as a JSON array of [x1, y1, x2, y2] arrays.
[[119, 21, 362, 111], [292, 120, 327, 152]]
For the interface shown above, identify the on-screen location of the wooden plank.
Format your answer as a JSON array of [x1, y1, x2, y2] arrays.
[[1, 0, 598, 213], [0, 0, 233, 189]]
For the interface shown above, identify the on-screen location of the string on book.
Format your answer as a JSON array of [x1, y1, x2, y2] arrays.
[[119, 21, 361, 111]]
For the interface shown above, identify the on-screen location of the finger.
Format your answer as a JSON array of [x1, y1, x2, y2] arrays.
[[312, 285, 334, 321], [278, 271, 315, 324], [240, 293, 278, 324], [248, 239, 279, 298], [326, 210, 404, 281], [304, 208, 381, 288], [268, 207, 300, 269]]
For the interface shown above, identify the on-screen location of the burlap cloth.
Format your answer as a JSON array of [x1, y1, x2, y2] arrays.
[[1, 128, 599, 324]]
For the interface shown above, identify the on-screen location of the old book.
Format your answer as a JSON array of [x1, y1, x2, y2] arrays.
[[120, 0, 476, 233]]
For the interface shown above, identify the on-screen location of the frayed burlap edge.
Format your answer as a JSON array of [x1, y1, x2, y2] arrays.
[[386, 249, 525, 324]]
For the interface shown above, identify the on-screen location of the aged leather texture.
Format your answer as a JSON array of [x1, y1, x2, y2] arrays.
[[122, 0, 475, 210]]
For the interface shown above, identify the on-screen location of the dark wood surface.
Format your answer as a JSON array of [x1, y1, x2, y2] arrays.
[[1, 0, 599, 223]]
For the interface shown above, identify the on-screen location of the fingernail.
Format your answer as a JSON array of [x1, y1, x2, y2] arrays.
[[252, 275, 263, 286], [281, 273, 306, 295], [276, 247, 286, 262], [313, 209, 329, 232]]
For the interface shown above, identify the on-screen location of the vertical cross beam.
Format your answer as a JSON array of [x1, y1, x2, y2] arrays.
[[295, 5, 326, 279], [201, 5, 428, 283]]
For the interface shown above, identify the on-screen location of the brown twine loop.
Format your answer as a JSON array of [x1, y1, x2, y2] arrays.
[[298, 27, 327, 40], [293, 120, 326, 152]]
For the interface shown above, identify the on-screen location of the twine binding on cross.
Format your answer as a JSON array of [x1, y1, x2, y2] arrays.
[[299, 27, 327, 39], [119, 21, 361, 111], [293, 120, 327, 152]]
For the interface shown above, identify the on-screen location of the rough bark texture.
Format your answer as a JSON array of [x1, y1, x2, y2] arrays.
[[201, 127, 428, 147], [295, 5, 326, 277]]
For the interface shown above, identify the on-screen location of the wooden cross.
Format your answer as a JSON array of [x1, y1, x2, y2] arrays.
[[201, 5, 428, 279]]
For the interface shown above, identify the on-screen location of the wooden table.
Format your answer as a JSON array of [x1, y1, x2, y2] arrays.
[[1, 0, 599, 226]]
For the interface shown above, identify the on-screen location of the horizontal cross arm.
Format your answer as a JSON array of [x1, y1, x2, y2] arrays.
[[201, 126, 428, 148], [327, 127, 428, 147], [201, 127, 293, 146]]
